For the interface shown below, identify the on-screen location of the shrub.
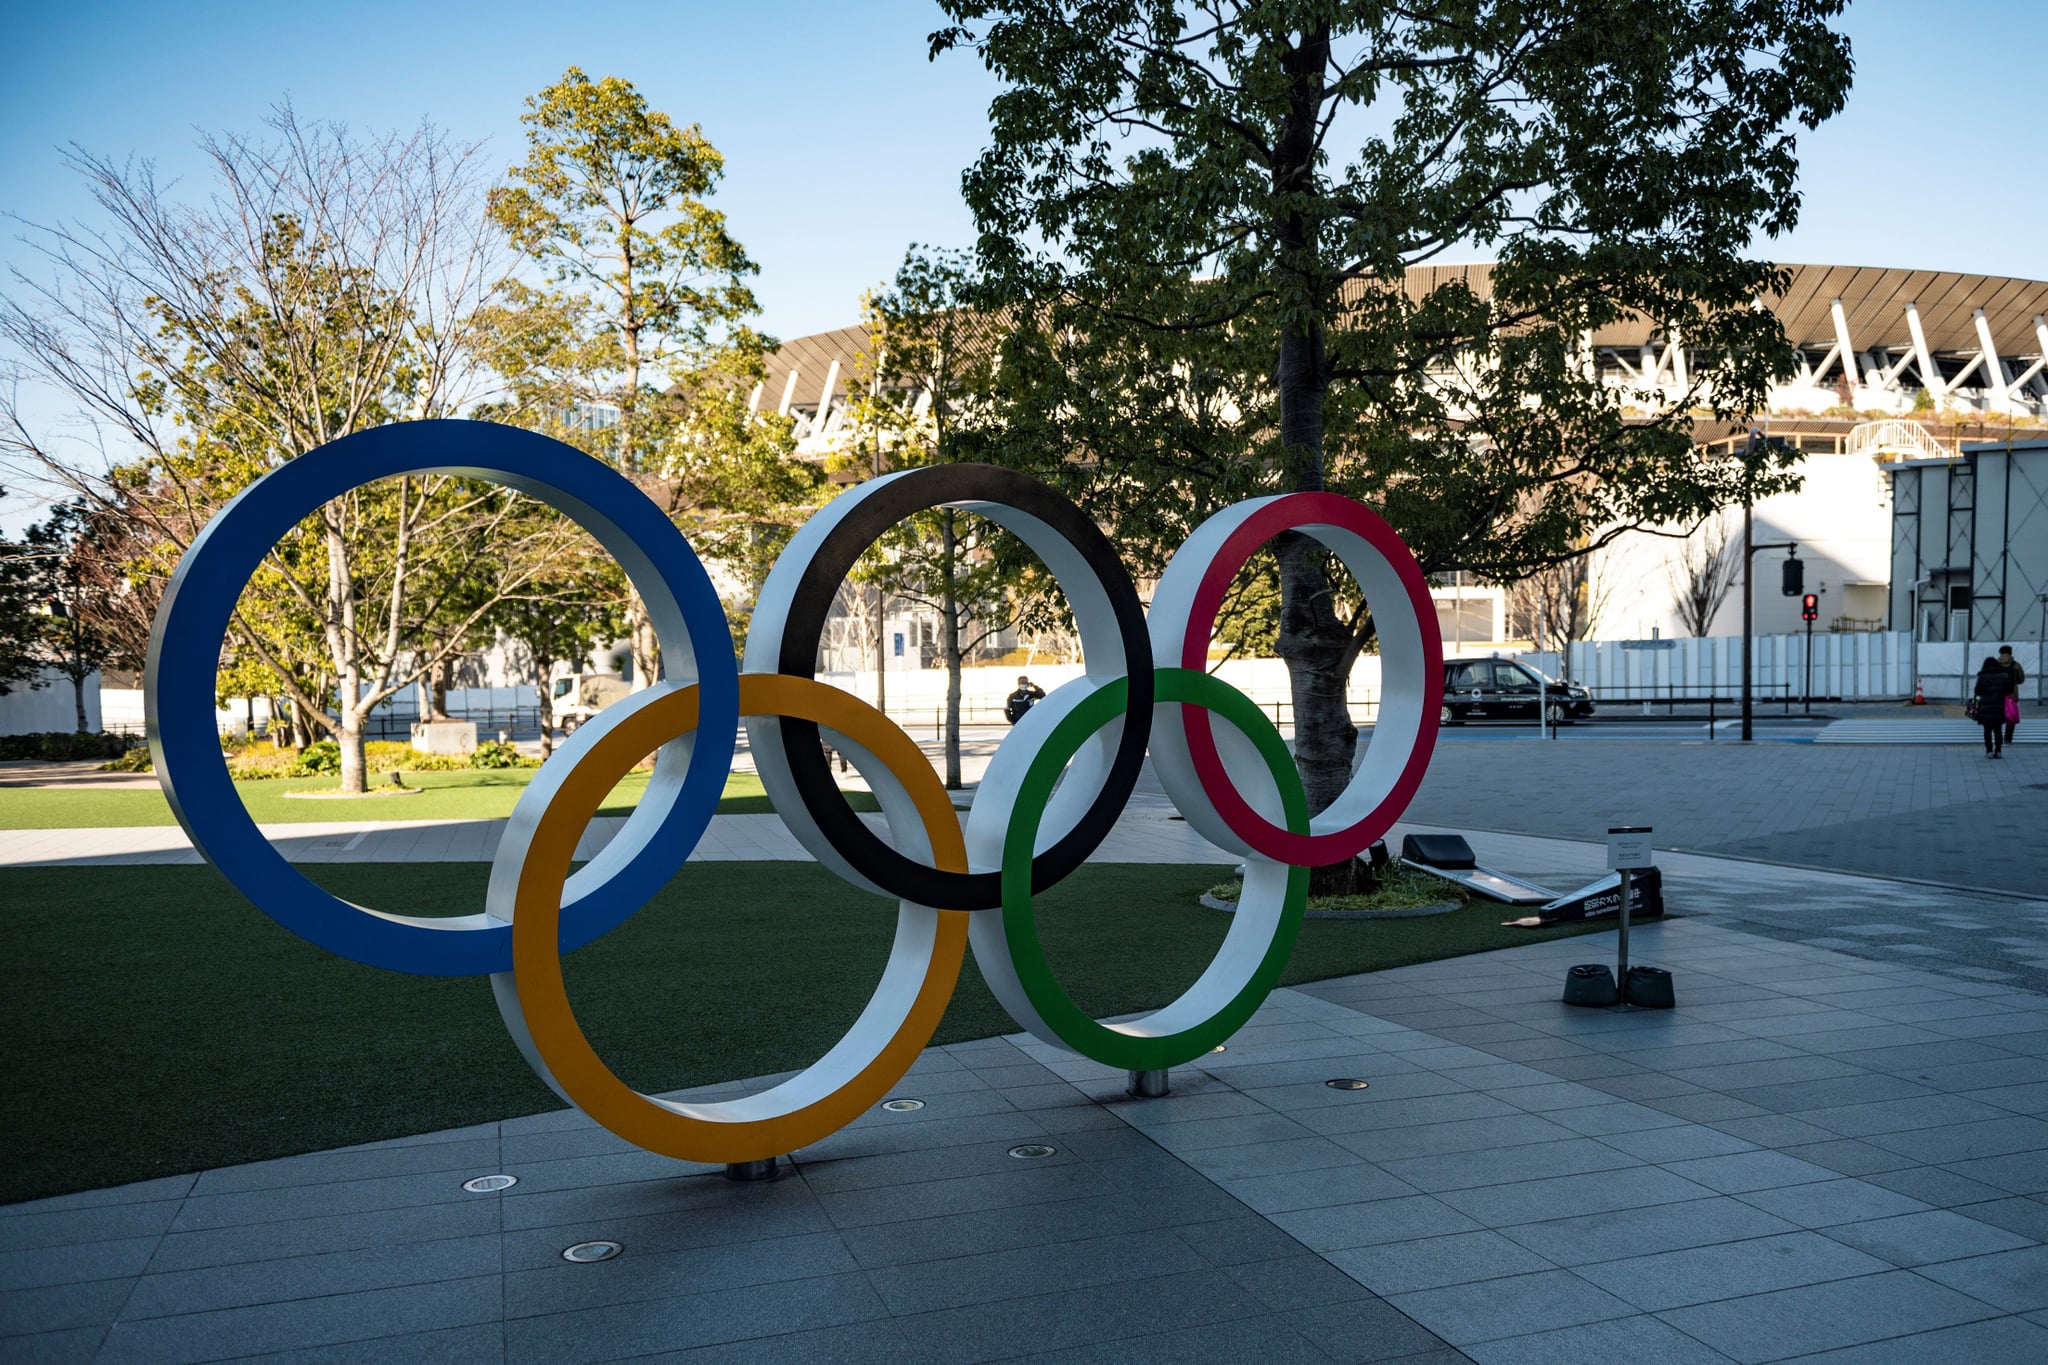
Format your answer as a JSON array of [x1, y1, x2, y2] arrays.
[[99, 746, 156, 773], [0, 731, 135, 761], [291, 740, 342, 776], [469, 740, 535, 770]]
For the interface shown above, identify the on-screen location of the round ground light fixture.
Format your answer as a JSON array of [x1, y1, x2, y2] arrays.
[[461, 1174, 517, 1193], [880, 1098, 926, 1112], [1008, 1144, 1057, 1160], [1325, 1079, 1371, 1091], [562, 1241, 622, 1263]]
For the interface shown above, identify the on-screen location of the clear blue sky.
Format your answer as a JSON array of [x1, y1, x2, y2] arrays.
[[2, 0, 2042, 528]]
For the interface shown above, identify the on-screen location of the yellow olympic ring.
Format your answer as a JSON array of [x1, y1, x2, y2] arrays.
[[489, 674, 968, 1163]]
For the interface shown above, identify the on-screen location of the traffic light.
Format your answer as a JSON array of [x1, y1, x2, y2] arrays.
[[1781, 554, 1804, 596], [1801, 593, 1819, 622]]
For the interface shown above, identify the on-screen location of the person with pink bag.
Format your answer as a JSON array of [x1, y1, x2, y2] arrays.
[[1997, 645, 2026, 748], [1972, 655, 2018, 758]]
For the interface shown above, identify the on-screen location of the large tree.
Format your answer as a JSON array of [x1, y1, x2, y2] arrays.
[[0, 108, 567, 792], [935, 0, 1850, 887], [490, 68, 776, 685]]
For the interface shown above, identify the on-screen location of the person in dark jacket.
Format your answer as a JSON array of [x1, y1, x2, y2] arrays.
[[1973, 656, 2017, 758], [1003, 676, 1045, 724], [1997, 645, 2025, 747]]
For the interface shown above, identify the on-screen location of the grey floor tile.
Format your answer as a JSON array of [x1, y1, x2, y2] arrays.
[[638, 1318, 911, 1364], [1386, 1269, 1635, 1347], [1221, 1166, 1422, 1216], [1541, 1103, 1688, 1137], [1378, 1139, 1640, 1195], [1225, 1254, 1377, 1311], [0, 1235, 157, 1292], [1952, 1197, 2048, 1242], [1865, 1116, 2048, 1165], [864, 1226, 1205, 1316], [892, 1266, 1265, 1364], [188, 1137, 501, 1197], [1499, 1197, 1800, 1268], [1864, 1165, 2015, 1208], [1654, 1270, 2001, 1364], [998, 1312, 1339, 1365], [1461, 1313, 1735, 1364], [505, 1270, 887, 1365], [1173, 1214, 1314, 1267], [0, 1276, 132, 1336], [1287, 1296, 1465, 1362], [1181, 1137, 1362, 1182], [1660, 1152, 1841, 1194], [124, 1236, 501, 1319], [1270, 1196, 1484, 1252], [1940, 1151, 2048, 1196], [1575, 1231, 1890, 1311], [97, 1274, 504, 1365], [0, 1201, 183, 1254], [1733, 1178, 1934, 1228], [230, 1322, 505, 1364], [1436, 1167, 1719, 1229], [1597, 1126, 1755, 1164], [504, 1232, 857, 1319], [1773, 1138, 1919, 1178], [1914, 1244, 2048, 1311], [1776, 1314, 2048, 1364], [148, 1200, 501, 1274], [1824, 1209, 2037, 1267], [1326, 1230, 1555, 1295]]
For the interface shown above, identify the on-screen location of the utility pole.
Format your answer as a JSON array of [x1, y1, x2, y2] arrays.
[[1740, 429, 1798, 741]]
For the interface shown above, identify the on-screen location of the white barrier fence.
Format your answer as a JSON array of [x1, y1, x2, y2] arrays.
[[1564, 631, 1918, 701]]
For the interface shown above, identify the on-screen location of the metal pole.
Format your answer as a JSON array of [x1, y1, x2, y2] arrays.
[[1741, 432, 1756, 742], [1804, 612, 1814, 714], [1616, 866, 1632, 1007], [1127, 1069, 1170, 1098]]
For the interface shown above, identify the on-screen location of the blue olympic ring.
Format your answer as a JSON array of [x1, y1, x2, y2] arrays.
[[143, 420, 739, 976]]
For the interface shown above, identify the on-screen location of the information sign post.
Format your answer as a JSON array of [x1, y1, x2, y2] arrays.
[[1606, 827, 1653, 1003]]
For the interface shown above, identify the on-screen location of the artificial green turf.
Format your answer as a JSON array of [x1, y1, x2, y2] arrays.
[[0, 768, 878, 827], [0, 861, 1613, 1204]]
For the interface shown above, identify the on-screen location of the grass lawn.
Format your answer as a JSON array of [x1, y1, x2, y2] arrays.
[[0, 768, 879, 828], [0, 860, 1612, 1204]]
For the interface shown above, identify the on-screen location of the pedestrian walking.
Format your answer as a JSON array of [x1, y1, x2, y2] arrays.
[[1996, 645, 2025, 747], [1972, 656, 2017, 758]]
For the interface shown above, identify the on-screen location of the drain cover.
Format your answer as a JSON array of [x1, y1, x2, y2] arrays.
[[1324, 1079, 1371, 1091], [880, 1098, 925, 1112], [462, 1174, 517, 1193], [1007, 1144, 1057, 1160], [562, 1240, 622, 1263]]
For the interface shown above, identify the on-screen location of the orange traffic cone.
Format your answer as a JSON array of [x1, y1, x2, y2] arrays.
[[1913, 678, 1925, 706]]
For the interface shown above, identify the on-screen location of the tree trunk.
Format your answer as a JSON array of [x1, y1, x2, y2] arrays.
[[338, 664, 367, 794], [1268, 24, 1359, 896], [339, 710, 368, 793], [533, 650, 557, 759], [627, 586, 659, 689], [940, 511, 963, 790]]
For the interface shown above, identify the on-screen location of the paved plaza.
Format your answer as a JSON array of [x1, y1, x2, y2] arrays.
[[4, 734, 2046, 1361]]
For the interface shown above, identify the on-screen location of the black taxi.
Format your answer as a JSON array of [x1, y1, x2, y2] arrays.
[[1441, 657, 1596, 726]]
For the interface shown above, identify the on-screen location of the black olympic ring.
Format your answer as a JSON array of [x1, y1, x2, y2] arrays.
[[745, 464, 1154, 910]]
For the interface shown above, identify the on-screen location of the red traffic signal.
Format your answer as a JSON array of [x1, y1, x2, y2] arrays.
[[1801, 593, 1819, 622]]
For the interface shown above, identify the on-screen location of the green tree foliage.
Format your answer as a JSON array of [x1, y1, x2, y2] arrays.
[[0, 536, 52, 699], [933, 1, 1852, 884], [490, 69, 813, 682]]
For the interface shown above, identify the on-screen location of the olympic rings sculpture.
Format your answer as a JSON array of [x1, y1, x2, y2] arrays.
[[146, 420, 1443, 1163]]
